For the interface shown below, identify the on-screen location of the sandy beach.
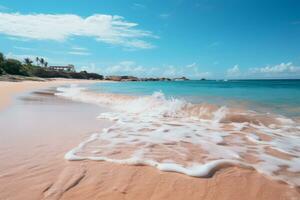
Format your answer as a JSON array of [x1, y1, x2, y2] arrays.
[[0, 79, 105, 111], [0, 80, 300, 200]]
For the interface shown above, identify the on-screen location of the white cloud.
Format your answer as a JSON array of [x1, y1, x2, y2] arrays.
[[163, 63, 211, 79], [5, 52, 49, 63], [79, 63, 99, 73], [248, 62, 300, 78], [68, 51, 91, 56], [79, 61, 211, 79], [0, 12, 156, 49], [162, 65, 176, 76], [250, 62, 300, 74], [13, 46, 34, 51], [80, 62, 300, 79], [227, 65, 240, 77], [71, 47, 88, 51], [185, 63, 211, 78], [185, 62, 197, 68], [227, 62, 300, 79], [68, 46, 91, 55], [105, 61, 146, 75], [78, 61, 149, 76]]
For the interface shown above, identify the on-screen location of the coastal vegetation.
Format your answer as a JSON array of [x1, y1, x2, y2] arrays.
[[0, 52, 103, 80]]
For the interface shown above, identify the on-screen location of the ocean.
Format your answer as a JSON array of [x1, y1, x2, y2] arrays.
[[55, 80, 300, 187], [88, 80, 300, 117]]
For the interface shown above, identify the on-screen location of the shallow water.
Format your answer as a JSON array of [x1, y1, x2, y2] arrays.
[[89, 80, 300, 117], [56, 81, 300, 187]]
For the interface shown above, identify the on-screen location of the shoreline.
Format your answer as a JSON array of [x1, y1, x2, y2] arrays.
[[0, 78, 112, 111], [0, 80, 300, 200]]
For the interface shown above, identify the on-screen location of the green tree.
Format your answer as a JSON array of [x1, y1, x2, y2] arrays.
[[2, 59, 28, 76], [45, 62, 48, 67], [0, 52, 4, 75], [0, 52, 4, 63], [24, 58, 33, 66], [40, 58, 45, 67], [36, 57, 40, 66]]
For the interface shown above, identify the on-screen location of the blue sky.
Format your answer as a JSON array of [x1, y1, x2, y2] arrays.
[[0, 0, 300, 79]]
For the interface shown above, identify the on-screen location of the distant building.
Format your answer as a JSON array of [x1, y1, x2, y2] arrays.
[[48, 64, 75, 72]]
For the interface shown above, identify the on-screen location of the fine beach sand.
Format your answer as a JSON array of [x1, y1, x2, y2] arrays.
[[0, 80, 300, 200]]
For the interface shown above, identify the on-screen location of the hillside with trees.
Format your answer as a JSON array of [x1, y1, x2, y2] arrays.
[[0, 52, 103, 80]]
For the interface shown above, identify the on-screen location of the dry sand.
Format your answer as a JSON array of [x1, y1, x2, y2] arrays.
[[0, 79, 299, 200]]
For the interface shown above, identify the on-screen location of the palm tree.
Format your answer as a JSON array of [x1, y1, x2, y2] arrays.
[[44, 62, 48, 67], [36, 57, 40, 66], [0, 52, 4, 63], [40, 58, 45, 67], [24, 58, 33, 65]]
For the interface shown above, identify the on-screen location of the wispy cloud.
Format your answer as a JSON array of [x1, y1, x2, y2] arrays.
[[185, 62, 197, 69], [226, 65, 240, 77], [71, 47, 88, 51], [68, 51, 91, 56], [0, 12, 156, 49], [132, 3, 146, 9], [68, 46, 91, 56], [13, 46, 34, 51], [7, 36, 30, 42], [159, 13, 171, 19]]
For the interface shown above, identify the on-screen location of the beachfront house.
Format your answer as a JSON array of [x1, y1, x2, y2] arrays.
[[48, 64, 75, 72]]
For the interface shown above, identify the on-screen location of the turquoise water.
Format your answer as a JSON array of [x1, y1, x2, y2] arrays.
[[58, 80, 300, 186], [89, 80, 300, 117]]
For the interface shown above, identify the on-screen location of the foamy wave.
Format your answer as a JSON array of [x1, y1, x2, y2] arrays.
[[56, 85, 300, 187]]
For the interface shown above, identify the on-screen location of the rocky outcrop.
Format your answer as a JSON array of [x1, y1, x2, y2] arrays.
[[140, 77, 171, 81], [105, 76, 172, 82], [172, 76, 189, 81], [105, 76, 139, 81]]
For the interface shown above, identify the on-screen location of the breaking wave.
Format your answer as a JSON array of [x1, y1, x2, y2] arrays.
[[56, 85, 300, 187]]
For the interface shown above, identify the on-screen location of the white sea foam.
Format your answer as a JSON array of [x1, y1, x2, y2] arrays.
[[56, 85, 300, 187]]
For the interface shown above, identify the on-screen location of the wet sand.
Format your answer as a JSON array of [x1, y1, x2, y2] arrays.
[[0, 80, 299, 200], [0, 79, 107, 111]]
